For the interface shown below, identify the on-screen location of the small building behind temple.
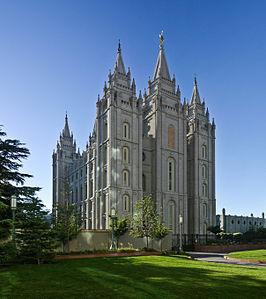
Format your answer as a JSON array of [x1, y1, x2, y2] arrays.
[[217, 208, 266, 233]]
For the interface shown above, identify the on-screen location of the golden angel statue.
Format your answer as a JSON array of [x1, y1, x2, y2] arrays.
[[159, 30, 164, 46]]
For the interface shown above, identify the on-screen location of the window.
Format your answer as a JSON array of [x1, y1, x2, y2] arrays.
[[142, 173, 146, 191], [103, 119, 108, 141], [103, 146, 107, 165], [123, 194, 130, 212], [123, 122, 130, 139], [168, 125, 175, 149], [168, 201, 175, 231], [123, 147, 129, 163], [202, 183, 207, 197], [168, 158, 175, 191], [103, 169, 107, 188], [122, 170, 130, 186], [203, 203, 207, 218], [232, 220, 234, 224], [202, 164, 207, 178], [202, 145, 207, 159], [89, 180, 93, 198]]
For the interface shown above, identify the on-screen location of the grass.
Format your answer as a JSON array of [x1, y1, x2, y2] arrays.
[[0, 255, 266, 298], [228, 249, 266, 261]]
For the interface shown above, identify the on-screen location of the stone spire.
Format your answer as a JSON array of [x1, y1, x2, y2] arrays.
[[114, 40, 126, 75], [190, 76, 201, 105], [152, 32, 171, 81], [62, 113, 70, 137]]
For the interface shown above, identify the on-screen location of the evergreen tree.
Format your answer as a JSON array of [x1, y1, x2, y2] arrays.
[[130, 194, 160, 249], [0, 126, 39, 203], [0, 126, 40, 263], [16, 196, 56, 264]]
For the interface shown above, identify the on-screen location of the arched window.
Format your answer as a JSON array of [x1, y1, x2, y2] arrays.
[[123, 122, 130, 139], [122, 170, 130, 186], [168, 201, 175, 231], [202, 145, 207, 159], [168, 125, 175, 149], [202, 183, 207, 197], [103, 118, 108, 141], [203, 203, 207, 218], [168, 158, 175, 191], [202, 164, 207, 179], [123, 194, 130, 212], [142, 173, 146, 191], [123, 147, 129, 163]]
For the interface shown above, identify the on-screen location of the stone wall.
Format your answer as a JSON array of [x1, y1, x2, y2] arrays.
[[56, 230, 173, 252]]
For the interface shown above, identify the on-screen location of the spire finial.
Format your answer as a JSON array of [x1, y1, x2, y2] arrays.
[[194, 74, 197, 86], [65, 111, 68, 119], [159, 30, 164, 48], [118, 39, 121, 53]]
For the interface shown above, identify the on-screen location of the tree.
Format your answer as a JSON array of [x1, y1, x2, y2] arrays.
[[207, 225, 222, 234], [16, 196, 56, 264], [0, 201, 15, 264], [52, 184, 82, 253], [153, 221, 168, 251], [130, 194, 160, 249], [0, 126, 40, 263], [109, 215, 129, 248], [53, 203, 82, 252], [0, 126, 40, 203]]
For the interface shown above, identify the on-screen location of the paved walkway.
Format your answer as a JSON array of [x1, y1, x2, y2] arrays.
[[187, 251, 266, 268]]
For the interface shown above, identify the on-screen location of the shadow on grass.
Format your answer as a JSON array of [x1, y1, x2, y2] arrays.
[[1, 256, 266, 298]]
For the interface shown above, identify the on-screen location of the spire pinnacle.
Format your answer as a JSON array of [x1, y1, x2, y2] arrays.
[[114, 40, 126, 74], [153, 34, 171, 81], [190, 76, 201, 105], [118, 39, 121, 53], [62, 112, 70, 137]]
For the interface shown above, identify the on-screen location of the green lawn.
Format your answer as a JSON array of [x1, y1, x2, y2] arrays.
[[0, 255, 266, 298], [228, 249, 266, 261]]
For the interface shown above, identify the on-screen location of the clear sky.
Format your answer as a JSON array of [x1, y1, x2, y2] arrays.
[[1, 0, 266, 217]]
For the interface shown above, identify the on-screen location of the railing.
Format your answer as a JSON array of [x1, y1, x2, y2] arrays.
[[172, 234, 216, 250]]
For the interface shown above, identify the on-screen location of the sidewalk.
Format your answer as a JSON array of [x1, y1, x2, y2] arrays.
[[187, 251, 266, 268]]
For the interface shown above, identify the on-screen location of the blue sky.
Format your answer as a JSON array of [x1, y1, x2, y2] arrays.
[[1, 0, 266, 217]]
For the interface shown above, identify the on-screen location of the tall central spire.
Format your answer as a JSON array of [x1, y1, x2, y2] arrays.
[[152, 31, 171, 81], [114, 40, 126, 75]]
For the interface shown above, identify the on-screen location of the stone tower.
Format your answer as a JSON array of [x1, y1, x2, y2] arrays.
[[86, 42, 143, 229], [52, 114, 76, 211], [187, 78, 216, 234], [142, 42, 188, 234]]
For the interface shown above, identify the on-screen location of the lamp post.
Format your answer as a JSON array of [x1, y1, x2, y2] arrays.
[[110, 207, 116, 251], [11, 195, 17, 250], [179, 214, 183, 253]]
